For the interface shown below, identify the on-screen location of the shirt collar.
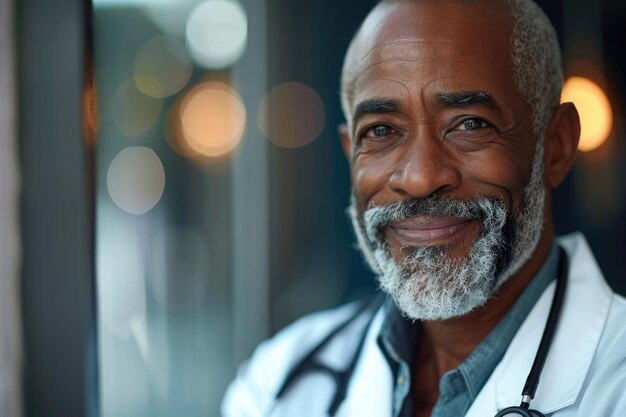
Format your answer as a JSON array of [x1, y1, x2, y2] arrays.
[[375, 242, 559, 404], [458, 242, 559, 399], [376, 296, 420, 372]]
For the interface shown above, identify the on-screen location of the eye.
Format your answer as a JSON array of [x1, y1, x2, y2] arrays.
[[455, 117, 492, 131], [362, 124, 397, 140]]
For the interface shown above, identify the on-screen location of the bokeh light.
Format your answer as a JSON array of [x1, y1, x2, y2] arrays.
[[112, 79, 163, 137], [185, 0, 248, 69], [257, 82, 326, 148], [133, 36, 193, 98], [561, 76, 613, 152], [173, 81, 246, 159], [107, 147, 166, 215]]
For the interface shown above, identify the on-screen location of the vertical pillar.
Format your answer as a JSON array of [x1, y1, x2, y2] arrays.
[[18, 0, 98, 415], [231, 0, 271, 365], [0, 0, 22, 415]]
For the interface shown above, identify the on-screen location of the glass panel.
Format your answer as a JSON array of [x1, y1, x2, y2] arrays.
[[93, 2, 242, 415], [92, 0, 376, 415]]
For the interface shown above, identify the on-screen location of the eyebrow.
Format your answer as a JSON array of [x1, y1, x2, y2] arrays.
[[436, 91, 501, 110], [350, 91, 501, 131], [352, 98, 400, 127]]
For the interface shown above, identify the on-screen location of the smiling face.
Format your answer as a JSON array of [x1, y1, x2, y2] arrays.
[[341, 0, 553, 320]]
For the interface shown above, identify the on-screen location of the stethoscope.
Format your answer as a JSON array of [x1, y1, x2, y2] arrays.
[[271, 294, 386, 416], [271, 247, 568, 417], [495, 246, 568, 417]]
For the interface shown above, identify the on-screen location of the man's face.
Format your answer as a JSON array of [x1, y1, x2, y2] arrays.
[[343, 1, 547, 320]]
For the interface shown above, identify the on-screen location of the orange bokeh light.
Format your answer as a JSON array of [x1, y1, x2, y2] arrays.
[[173, 81, 246, 159], [561, 76, 613, 152]]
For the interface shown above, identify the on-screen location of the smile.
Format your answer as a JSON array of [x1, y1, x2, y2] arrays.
[[386, 216, 476, 245]]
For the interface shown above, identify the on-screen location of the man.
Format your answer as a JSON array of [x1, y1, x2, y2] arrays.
[[222, 0, 626, 416]]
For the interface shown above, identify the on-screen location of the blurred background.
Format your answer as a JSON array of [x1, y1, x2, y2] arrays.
[[3, 0, 626, 416]]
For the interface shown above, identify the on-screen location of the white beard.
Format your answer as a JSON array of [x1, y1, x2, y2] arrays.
[[348, 143, 546, 321]]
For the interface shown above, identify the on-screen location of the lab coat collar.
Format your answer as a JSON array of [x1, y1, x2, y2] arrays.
[[340, 307, 393, 417], [484, 233, 613, 415], [345, 233, 612, 417]]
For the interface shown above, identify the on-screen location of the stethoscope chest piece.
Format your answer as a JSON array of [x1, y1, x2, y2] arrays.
[[495, 405, 546, 417]]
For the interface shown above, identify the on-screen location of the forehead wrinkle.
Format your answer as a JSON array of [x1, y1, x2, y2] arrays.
[[354, 56, 479, 86], [348, 43, 480, 105], [354, 60, 431, 84], [356, 37, 471, 66], [353, 77, 412, 106]]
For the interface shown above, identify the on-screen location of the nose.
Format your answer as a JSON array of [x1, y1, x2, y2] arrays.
[[388, 128, 462, 198]]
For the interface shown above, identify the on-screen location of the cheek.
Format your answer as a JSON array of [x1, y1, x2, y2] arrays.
[[351, 156, 396, 208], [459, 148, 535, 211]]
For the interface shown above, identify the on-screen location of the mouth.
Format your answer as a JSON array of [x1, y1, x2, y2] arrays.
[[386, 216, 477, 246]]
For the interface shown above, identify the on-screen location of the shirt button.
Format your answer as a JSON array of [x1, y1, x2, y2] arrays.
[[397, 374, 405, 386]]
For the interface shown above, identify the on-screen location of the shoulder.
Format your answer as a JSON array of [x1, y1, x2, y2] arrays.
[[594, 292, 626, 368], [220, 301, 363, 417], [574, 293, 626, 416], [563, 233, 626, 415]]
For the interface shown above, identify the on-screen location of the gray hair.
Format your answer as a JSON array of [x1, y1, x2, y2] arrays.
[[340, 0, 563, 141]]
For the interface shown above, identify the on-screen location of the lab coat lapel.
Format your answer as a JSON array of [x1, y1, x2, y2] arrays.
[[339, 308, 394, 417], [466, 233, 613, 417], [340, 233, 611, 417]]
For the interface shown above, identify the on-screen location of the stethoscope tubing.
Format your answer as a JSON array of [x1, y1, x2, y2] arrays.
[[495, 246, 568, 417], [271, 248, 569, 417], [271, 295, 385, 417]]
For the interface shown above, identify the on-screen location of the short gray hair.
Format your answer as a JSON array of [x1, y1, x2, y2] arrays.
[[340, 0, 563, 141], [508, 0, 563, 139]]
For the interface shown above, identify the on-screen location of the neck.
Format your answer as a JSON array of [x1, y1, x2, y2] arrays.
[[420, 225, 555, 377]]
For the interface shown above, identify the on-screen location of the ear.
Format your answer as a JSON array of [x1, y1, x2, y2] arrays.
[[339, 123, 353, 161], [544, 102, 580, 189]]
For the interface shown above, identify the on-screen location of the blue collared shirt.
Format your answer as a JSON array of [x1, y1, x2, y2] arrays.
[[376, 244, 559, 417]]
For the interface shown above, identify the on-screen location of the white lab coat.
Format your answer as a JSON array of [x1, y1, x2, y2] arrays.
[[222, 233, 626, 417]]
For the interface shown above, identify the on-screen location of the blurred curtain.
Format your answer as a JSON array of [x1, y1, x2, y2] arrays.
[[0, 0, 22, 416]]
